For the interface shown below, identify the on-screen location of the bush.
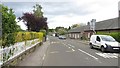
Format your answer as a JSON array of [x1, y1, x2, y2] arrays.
[[40, 29, 46, 37], [2, 32, 43, 48], [96, 32, 120, 42], [15, 32, 43, 43]]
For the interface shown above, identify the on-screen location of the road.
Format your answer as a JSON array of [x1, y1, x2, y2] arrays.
[[17, 36, 119, 67], [42, 36, 119, 66]]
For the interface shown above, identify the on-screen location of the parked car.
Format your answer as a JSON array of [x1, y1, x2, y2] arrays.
[[89, 35, 120, 52], [58, 35, 66, 39]]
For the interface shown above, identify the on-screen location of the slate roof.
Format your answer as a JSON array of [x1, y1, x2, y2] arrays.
[[95, 18, 119, 30], [68, 26, 89, 33], [68, 17, 119, 33]]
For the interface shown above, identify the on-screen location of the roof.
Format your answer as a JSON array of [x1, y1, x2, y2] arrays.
[[95, 17, 119, 30], [68, 17, 119, 33], [68, 26, 89, 33]]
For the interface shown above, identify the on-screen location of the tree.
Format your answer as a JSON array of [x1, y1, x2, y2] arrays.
[[49, 29, 54, 32], [1, 4, 18, 47], [55, 27, 64, 32], [71, 24, 80, 28], [33, 4, 43, 18], [55, 27, 67, 35], [16, 25, 23, 31], [18, 4, 48, 32], [68, 26, 71, 30]]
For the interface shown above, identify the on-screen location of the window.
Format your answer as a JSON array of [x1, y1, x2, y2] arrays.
[[101, 36, 116, 42], [96, 36, 101, 42]]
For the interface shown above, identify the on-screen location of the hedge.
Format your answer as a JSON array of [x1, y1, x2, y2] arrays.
[[2, 32, 43, 48], [15, 32, 43, 43], [96, 32, 120, 42]]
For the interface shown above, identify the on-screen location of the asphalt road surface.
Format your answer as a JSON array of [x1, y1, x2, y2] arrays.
[[42, 36, 119, 66]]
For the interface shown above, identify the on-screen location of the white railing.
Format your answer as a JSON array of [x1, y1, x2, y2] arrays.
[[0, 39, 40, 66]]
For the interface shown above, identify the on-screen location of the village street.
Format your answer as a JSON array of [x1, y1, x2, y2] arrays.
[[17, 36, 119, 67]]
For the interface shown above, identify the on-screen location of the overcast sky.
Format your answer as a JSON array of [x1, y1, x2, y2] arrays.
[[2, 0, 120, 30]]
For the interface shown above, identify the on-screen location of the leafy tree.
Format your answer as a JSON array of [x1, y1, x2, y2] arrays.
[[55, 27, 64, 32], [18, 4, 48, 32], [55, 27, 67, 35], [68, 26, 71, 30], [49, 29, 54, 32], [71, 24, 80, 28], [16, 25, 23, 31], [33, 4, 43, 18], [1, 4, 18, 47], [57, 29, 67, 35]]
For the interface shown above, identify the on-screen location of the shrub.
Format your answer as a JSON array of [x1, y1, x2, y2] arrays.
[[96, 32, 120, 42], [14, 32, 43, 43], [2, 31, 43, 48], [40, 29, 46, 37]]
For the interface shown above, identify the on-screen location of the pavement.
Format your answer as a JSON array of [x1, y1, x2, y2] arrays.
[[17, 36, 120, 67], [17, 40, 50, 66]]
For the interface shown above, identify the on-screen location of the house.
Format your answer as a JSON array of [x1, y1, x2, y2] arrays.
[[67, 17, 120, 40], [67, 25, 90, 39]]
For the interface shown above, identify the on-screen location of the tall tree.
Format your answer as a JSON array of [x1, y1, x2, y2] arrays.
[[1, 4, 18, 47], [18, 4, 48, 32], [33, 4, 43, 18]]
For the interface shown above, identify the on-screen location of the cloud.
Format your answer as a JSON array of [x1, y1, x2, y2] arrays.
[[15, 19, 27, 30], [47, 0, 120, 28], [1, 0, 73, 2], [41, 2, 94, 16], [3, 2, 37, 17], [2, 0, 120, 29]]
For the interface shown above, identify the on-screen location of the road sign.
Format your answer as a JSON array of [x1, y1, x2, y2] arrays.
[[90, 19, 96, 31]]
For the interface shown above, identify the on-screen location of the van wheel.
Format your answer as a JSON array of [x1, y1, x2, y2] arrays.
[[89, 43, 93, 49], [101, 46, 106, 52]]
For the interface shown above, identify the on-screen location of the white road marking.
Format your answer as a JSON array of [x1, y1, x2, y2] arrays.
[[51, 42, 59, 44], [62, 43, 69, 47], [68, 44, 75, 48], [66, 49, 75, 52], [50, 51, 59, 54], [72, 49, 75, 51], [96, 53, 118, 59], [42, 54, 46, 60], [78, 49, 98, 60], [63, 42, 75, 52]]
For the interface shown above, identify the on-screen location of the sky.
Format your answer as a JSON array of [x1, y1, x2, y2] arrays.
[[1, 0, 120, 30]]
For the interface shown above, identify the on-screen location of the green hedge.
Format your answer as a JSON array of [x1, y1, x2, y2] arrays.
[[15, 32, 43, 43], [2, 32, 43, 48], [96, 32, 120, 42]]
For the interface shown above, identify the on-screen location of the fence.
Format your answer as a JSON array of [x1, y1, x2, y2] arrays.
[[0, 39, 41, 66]]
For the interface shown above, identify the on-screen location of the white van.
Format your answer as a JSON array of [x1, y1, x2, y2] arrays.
[[89, 35, 120, 52]]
